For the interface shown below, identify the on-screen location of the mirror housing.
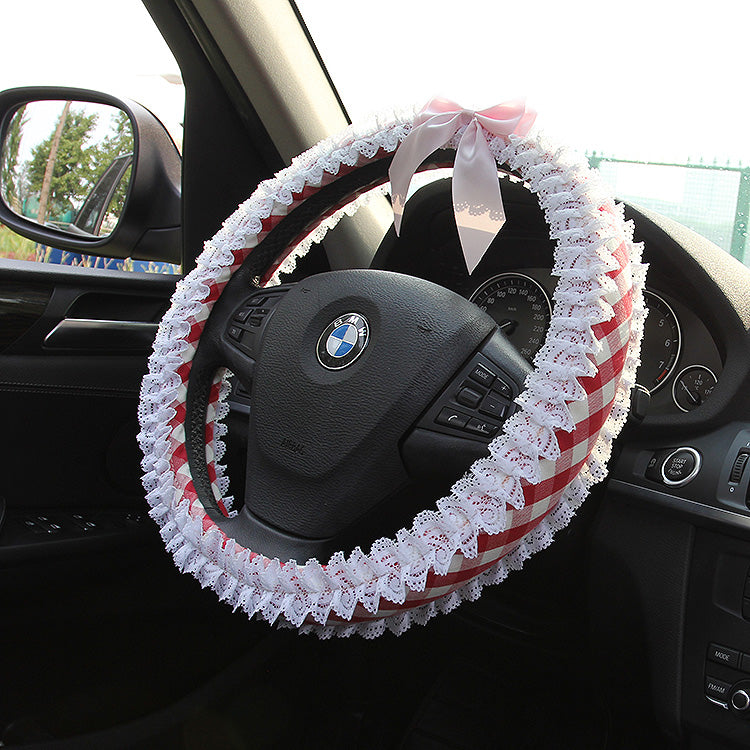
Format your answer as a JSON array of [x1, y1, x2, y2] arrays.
[[0, 86, 181, 264]]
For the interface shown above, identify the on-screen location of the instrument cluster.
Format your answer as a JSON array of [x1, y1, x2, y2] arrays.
[[468, 270, 722, 415]]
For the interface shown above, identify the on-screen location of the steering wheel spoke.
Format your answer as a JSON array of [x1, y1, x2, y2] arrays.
[[199, 281, 295, 394], [402, 329, 532, 485]]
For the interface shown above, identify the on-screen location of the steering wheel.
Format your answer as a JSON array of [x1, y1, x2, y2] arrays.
[[138, 115, 646, 638]]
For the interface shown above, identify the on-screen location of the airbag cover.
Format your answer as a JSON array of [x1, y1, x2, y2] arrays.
[[247, 269, 495, 537]]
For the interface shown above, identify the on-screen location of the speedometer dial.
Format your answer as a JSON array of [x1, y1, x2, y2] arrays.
[[470, 273, 552, 363], [637, 290, 682, 393]]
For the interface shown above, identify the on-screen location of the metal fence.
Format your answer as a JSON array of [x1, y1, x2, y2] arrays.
[[587, 154, 750, 265]]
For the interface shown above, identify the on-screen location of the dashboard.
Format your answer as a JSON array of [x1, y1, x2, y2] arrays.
[[371, 177, 724, 418]]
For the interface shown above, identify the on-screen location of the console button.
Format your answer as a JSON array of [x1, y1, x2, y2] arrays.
[[661, 447, 701, 486], [645, 451, 667, 482], [465, 418, 499, 439], [34, 515, 61, 534], [731, 451, 750, 484], [436, 407, 470, 430], [705, 676, 732, 702], [663, 450, 695, 481], [456, 387, 483, 409], [708, 643, 740, 669], [72, 514, 97, 532], [22, 518, 47, 534], [468, 364, 495, 388]]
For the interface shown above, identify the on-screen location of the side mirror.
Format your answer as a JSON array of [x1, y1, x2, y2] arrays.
[[0, 87, 181, 264]]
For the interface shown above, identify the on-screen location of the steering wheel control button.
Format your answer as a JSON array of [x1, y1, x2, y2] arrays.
[[416, 346, 525, 447], [661, 447, 701, 486], [233, 308, 252, 323], [226, 287, 290, 359], [479, 393, 508, 419], [436, 407, 470, 429], [705, 677, 732, 703], [465, 417, 499, 439], [491, 378, 513, 399], [708, 644, 740, 669], [456, 387, 483, 409], [468, 364, 495, 388], [316, 313, 369, 370]]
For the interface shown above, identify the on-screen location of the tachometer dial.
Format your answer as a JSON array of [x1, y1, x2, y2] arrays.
[[470, 273, 552, 363], [672, 365, 717, 412], [637, 291, 681, 393]]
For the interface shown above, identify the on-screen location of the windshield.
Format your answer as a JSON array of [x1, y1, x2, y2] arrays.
[[296, 0, 750, 264]]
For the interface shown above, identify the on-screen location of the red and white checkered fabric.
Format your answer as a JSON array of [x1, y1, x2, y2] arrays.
[[137, 115, 646, 638]]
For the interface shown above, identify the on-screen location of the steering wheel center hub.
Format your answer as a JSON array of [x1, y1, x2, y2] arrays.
[[246, 269, 496, 539]]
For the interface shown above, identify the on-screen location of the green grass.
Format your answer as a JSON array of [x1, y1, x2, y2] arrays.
[[0, 222, 38, 261]]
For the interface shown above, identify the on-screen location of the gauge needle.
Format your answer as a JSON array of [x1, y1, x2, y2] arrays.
[[498, 319, 518, 334], [680, 381, 701, 405]]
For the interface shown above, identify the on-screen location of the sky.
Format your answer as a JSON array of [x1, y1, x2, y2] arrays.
[[1, 0, 748, 168], [297, 0, 750, 166]]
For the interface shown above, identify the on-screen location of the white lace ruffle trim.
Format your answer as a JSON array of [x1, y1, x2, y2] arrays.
[[137, 112, 647, 639]]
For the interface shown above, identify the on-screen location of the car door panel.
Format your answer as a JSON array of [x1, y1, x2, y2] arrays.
[[0, 262, 176, 557]]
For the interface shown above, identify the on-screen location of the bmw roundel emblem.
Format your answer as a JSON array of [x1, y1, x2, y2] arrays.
[[316, 313, 369, 370]]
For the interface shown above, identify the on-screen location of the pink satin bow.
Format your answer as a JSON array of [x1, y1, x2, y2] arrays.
[[389, 97, 536, 273]]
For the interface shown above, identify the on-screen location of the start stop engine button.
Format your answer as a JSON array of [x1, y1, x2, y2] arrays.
[[661, 447, 701, 487]]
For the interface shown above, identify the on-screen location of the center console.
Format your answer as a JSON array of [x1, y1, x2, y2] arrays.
[[601, 421, 750, 748]]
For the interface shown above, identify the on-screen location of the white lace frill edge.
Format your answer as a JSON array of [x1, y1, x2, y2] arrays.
[[137, 113, 648, 639]]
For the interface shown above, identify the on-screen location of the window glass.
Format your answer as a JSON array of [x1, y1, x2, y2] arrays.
[[0, 0, 183, 273], [297, 0, 750, 264]]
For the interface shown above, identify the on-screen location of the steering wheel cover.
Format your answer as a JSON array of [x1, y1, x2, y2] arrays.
[[138, 115, 647, 638]]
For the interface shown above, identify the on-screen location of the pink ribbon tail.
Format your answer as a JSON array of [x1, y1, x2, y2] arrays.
[[388, 110, 464, 235], [452, 120, 506, 274], [388, 98, 536, 274]]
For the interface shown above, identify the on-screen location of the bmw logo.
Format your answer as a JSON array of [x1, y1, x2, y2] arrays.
[[316, 313, 369, 370]]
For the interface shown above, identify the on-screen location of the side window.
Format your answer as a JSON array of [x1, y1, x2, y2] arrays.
[[0, 1, 184, 274]]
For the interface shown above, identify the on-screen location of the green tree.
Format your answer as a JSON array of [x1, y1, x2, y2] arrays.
[[88, 110, 134, 226], [0, 104, 28, 211], [90, 110, 133, 180], [27, 105, 98, 223]]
